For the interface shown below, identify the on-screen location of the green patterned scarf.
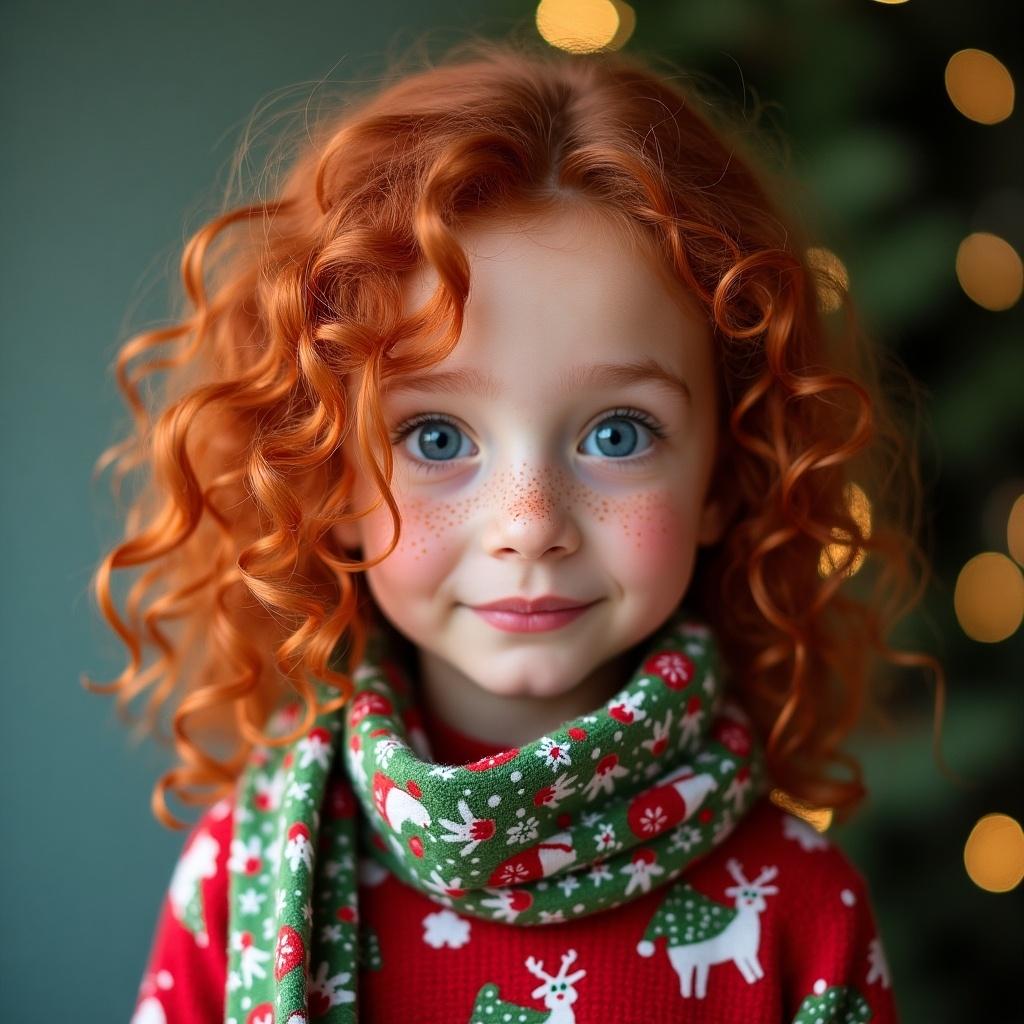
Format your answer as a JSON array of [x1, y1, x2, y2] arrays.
[[216, 602, 766, 1022]]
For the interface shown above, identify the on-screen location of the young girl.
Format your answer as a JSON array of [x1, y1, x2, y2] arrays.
[[89, 36, 946, 1024]]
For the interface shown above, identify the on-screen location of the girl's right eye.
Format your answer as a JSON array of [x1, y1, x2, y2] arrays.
[[390, 414, 476, 474]]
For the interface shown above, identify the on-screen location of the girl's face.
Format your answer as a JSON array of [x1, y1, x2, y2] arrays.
[[334, 206, 726, 706]]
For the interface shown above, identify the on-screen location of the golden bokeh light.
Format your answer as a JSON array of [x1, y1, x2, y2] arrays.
[[963, 813, 1024, 893], [806, 246, 850, 314], [770, 789, 834, 832], [953, 552, 1024, 642], [945, 49, 1015, 125], [536, 0, 635, 54], [1009, 494, 1024, 567], [871, 0, 910, 4], [955, 232, 1024, 311], [819, 482, 872, 578]]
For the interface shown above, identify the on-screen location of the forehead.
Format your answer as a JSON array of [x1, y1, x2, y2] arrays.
[[383, 206, 710, 397]]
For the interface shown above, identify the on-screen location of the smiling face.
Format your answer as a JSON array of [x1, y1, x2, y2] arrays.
[[333, 205, 727, 735]]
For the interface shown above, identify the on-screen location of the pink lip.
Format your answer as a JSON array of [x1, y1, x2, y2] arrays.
[[473, 595, 595, 613], [470, 601, 598, 634]]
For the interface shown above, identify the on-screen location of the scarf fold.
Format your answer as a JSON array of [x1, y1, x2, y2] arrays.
[[224, 603, 767, 1023]]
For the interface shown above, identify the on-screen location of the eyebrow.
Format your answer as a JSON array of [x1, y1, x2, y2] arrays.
[[385, 358, 691, 403]]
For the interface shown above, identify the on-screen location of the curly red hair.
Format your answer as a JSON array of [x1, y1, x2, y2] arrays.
[[85, 37, 949, 829]]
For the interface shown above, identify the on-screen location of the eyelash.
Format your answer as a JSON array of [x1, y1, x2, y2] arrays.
[[389, 406, 669, 474]]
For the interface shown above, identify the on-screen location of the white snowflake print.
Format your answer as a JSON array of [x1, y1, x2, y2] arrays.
[[648, 652, 694, 689], [867, 936, 892, 988], [437, 798, 498, 856], [492, 860, 532, 886], [286, 779, 312, 803], [374, 736, 405, 769], [536, 735, 572, 771], [226, 970, 242, 993], [230, 931, 272, 989], [422, 908, 472, 949], [621, 853, 665, 896], [581, 810, 604, 828], [668, 823, 702, 854], [556, 873, 582, 898], [428, 764, 460, 781], [782, 813, 831, 852], [320, 923, 343, 944], [296, 730, 332, 771], [636, 804, 669, 836], [238, 887, 267, 916], [308, 960, 356, 1008], [275, 887, 288, 915], [227, 835, 263, 877], [505, 816, 541, 845], [538, 909, 566, 923], [261, 916, 275, 943], [588, 861, 613, 886], [593, 822, 617, 853]]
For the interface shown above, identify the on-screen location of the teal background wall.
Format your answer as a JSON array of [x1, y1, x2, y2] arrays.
[[2, 1, 1020, 1021]]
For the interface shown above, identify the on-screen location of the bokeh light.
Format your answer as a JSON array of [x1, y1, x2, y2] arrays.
[[955, 232, 1024, 311], [1008, 494, 1024, 566], [963, 813, 1024, 893], [819, 482, 872, 578], [953, 552, 1024, 642], [806, 246, 850, 314], [945, 49, 1015, 125], [770, 789, 834, 832], [536, 0, 636, 53]]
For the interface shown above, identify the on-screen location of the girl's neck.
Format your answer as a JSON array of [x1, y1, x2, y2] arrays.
[[412, 641, 640, 749]]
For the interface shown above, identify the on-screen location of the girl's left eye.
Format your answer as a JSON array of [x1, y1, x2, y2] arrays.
[[389, 407, 668, 474]]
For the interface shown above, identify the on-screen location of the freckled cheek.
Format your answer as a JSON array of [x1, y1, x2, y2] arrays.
[[363, 500, 456, 590], [600, 492, 693, 577]]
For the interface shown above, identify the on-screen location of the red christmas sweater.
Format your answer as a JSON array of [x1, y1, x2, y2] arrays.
[[133, 704, 899, 1024]]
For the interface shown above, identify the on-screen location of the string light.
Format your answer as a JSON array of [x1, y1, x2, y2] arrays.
[[955, 232, 1023, 311], [953, 552, 1024, 642], [945, 49, 1015, 125], [819, 482, 872, 579], [536, 0, 636, 54], [806, 247, 850, 314], [1008, 494, 1024, 566], [964, 813, 1024, 893]]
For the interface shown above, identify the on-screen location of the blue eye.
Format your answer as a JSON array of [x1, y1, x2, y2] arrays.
[[394, 415, 474, 470], [390, 407, 666, 474], [580, 411, 661, 459]]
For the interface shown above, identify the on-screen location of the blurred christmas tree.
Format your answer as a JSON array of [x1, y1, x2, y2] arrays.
[[611, 1, 1023, 1020]]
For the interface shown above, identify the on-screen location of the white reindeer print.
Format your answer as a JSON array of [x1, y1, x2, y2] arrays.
[[468, 949, 587, 1024], [637, 858, 779, 999]]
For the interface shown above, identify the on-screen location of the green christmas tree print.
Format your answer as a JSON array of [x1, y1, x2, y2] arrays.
[[468, 949, 587, 1024], [790, 978, 873, 1023]]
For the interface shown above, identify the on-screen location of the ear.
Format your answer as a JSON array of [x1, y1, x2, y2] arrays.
[[331, 520, 364, 557], [697, 494, 729, 547]]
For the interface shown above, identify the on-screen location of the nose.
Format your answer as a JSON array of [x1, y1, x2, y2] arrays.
[[482, 469, 582, 560]]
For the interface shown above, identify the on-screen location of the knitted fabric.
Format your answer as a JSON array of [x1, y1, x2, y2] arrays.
[[222, 602, 766, 1022]]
